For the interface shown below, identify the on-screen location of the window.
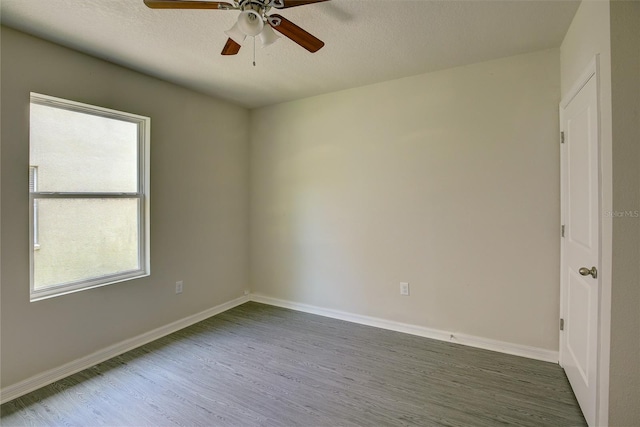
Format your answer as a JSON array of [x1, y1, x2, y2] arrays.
[[29, 93, 150, 301]]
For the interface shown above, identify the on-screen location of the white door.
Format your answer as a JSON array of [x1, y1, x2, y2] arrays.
[[560, 63, 600, 427]]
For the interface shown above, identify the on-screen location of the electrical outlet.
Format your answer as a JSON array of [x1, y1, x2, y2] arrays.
[[244, 289, 250, 296], [175, 280, 183, 294], [400, 282, 410, 296]]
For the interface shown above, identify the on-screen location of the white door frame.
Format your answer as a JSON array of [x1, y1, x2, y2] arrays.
[[559, 55, 606, 426]]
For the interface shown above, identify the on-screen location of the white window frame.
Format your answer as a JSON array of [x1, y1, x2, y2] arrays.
[[29, 92, 151, 301], [29, 166, 40, 249]]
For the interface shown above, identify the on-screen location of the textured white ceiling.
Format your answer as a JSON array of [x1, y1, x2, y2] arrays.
[[1, 0, 579, 108]]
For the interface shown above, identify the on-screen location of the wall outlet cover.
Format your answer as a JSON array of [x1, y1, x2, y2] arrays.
[[400, 282, 410, 296]]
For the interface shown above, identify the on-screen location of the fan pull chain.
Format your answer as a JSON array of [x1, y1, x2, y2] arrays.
[[253, 37, 256, 67]]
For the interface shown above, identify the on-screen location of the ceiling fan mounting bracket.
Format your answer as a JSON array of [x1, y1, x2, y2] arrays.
[[237, 0, 275, 15]]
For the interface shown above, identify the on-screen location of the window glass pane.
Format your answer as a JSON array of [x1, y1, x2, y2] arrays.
[[30, 103, 138, 193], [33, 198, 140, 290]]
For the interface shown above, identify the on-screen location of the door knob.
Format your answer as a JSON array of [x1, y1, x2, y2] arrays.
[[579, 266, 598, 279]]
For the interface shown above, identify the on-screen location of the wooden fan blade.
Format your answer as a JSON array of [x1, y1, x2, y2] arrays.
[[270, 14, 324, 53], [144, 0, 232, 9], [221, 38, 241, 55], [278, 0, 330, 9]]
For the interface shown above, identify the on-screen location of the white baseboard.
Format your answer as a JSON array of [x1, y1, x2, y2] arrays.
[[0, 295, 249, 404], [249, 294, 559, 364], [1, 292, 559, 404]]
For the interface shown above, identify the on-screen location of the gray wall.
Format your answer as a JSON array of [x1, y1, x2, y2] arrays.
[[0, 27, 250, 388], [250, 49, 561, 352], [609, 1, 640, 425]]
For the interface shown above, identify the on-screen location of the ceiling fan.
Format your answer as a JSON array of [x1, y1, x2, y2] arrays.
[[143, 0, 329, 56]]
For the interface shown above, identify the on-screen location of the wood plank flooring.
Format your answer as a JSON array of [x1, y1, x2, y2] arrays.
[[1, 302, 586, 426]]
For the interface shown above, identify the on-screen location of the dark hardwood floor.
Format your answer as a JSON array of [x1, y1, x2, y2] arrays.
[[1, 302, 586, 426]]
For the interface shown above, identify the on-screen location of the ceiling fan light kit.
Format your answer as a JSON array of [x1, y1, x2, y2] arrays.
[[257, 24, 281, 48], [236, 9, 264, 36], [224, 22, 247, 44], [144, 0, 328, 58]]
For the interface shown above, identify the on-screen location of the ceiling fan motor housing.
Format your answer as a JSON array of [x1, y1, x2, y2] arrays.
[[239, 0, 268, 14]]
